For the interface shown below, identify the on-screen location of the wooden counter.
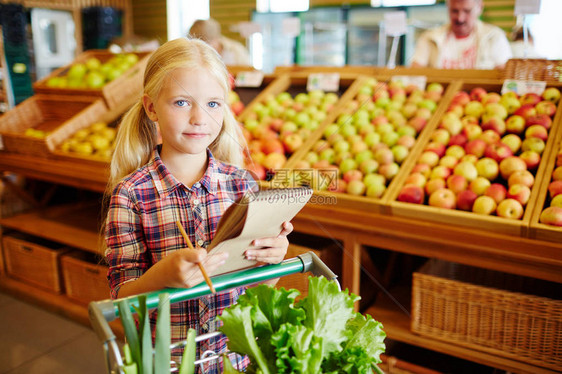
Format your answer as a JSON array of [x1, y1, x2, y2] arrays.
[[1, 151, 561, 374]]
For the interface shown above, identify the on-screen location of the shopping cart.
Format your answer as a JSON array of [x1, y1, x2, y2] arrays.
[[89, 252, 339, 374]]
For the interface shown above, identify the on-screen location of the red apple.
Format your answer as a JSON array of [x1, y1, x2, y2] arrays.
[[282, 133, 304, 153], [549, 180, 562, 198], [520, 93, 542, 106], [262, 152, 287, 171], [484, 143, 513, 163], [246, 162, 266, 180], [526, 114, 553, 130], [521, 137, 546, 154], [448, 133, 468, 147], [552, 166, 562, 181], [470, 87, 487, 102], [462, 123, 483, 141], [398, 184, 425, 204], [418, 151, 440, 167], [425, 142, 447, 157], [447, 174, 468, 194], [379, 163, 400, 180], [519, 150, 541, 170], [500, 134, 522, 154], [539, 206, 562, 226], [428, 188, 457, 209], [513, 104, 537, 120], [412, 163, 431, 178], [431, 128, 451, 145], [451, 91, 470, 106], [542, 87, 561, 104], [496, 198, 524, 220], [485, 183, 507, 204], [445, 145, 466, 159], [457, 189, 478, 211], [430, 165, 452, 180], [525, 125, 549, 141], [479, 130, 501, 145], [343, 169, 363, 183], [439, 155, 459, 169], [425, 178, 446, 195], [472, 195, 497, 215], [499, 156, 527, 180], [405, 172, 427, 188], [507, 170, 534, 188], [507, 184, 531, 205], [464, 139, 487, 157]]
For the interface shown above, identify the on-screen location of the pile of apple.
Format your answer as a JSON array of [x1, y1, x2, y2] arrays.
[[278, 78, 444, 196], [397, 85, 560, 220], [228, 91, 245, 117], [242, 89, 339, 180], [45, 53, 140, 89], [57, 121, 117, 160], [539, 148, 562, 226]]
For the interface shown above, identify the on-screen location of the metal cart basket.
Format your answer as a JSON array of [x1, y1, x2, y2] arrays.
[[89, 252, 339, 373]]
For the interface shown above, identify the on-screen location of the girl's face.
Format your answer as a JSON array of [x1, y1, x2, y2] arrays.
[[143, 67, 225, 159]]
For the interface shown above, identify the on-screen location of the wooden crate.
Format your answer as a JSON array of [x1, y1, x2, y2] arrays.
[[389, 81, 562, 237], [274, 77, 458, 214], [33, 50, 151, 109], [2, 232, 70, 293], [504, 59, 562, 83], [239, 72, 360, 180], [528, 135, 562, 242], [412, 259, 562, 372], [0, 94, 107, 157], [49, 92, 137, 165], [61, 250, 110, 304]]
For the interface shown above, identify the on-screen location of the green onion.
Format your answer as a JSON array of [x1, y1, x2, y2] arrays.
[[154, 293, 171, 372], [118, 299, 141, 371], [178, 328, 196, 374]]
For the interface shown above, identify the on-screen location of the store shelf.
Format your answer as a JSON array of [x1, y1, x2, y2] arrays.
[[0, 202, 101, 254], [365, 294, 559, 374], [0, 274, 123, 337]]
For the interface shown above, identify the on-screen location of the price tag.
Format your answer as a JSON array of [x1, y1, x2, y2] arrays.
[[307, 73, 340, 92], [514, 0, 541, 15], [384, 11, 408, 37], [391, 75, 427, 90], [501, 79, 547, 96], [282, 17, 301, 37], [235, 71, 264, 88]]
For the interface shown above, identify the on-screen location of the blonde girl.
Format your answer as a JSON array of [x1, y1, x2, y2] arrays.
[[104, 38, 292, 372]]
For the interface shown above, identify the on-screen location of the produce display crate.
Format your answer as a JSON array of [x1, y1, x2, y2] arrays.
[[389, 81, 562, 237], [49, 93, 136, 165], [528, 135, 562, 242], [0, 94, 107, 157], [33, 50, 151, 109], [2, 232, 70, 293], [61, 250, 110, 304], [504, 58, 562, 83], [276, 76, 458, 214], [412, 259, 562, 372], [239, 72, 360, 181]]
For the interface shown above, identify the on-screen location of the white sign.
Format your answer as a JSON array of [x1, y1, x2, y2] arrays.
[[237, 22, 262, 38], [501, 79, 547, 96], [307, 73, 340, 92], [391, 75, 427, 90], [384, 11, 408, 37], [514, 0, 541, 15], [282, 17, 301, 37], [235, 71, 264, 88]]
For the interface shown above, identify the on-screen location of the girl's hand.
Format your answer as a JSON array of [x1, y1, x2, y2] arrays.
[[245, 221, 293, 264], [154, 247, 228, 289]]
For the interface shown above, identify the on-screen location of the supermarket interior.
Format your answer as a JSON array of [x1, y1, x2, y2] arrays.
[[0, 1, 561, 374]]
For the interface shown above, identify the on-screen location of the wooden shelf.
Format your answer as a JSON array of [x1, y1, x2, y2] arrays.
[[0, 274, 123, 338], [365, 290, 559, 374], [0, 202, 102, 254]]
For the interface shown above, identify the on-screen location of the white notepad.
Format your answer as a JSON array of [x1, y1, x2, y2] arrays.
[[206, 187, 313, 276]]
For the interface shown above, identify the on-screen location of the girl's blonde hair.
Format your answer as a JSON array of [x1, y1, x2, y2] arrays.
[[107, 37, 244, 194]]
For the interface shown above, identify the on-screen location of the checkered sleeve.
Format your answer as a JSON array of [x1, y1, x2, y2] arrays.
[[105, 183, 151, 299]]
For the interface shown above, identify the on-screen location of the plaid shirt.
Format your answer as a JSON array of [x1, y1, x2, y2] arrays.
[[105, 149, 256, 372]]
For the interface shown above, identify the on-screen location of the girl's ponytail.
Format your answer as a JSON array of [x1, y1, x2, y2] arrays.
[[107, 100, 157, 194]]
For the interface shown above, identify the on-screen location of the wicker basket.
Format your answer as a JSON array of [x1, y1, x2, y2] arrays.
[[0, 94, 107, 157], [33, 50, 151, 109], [412, 259, 562, 371], [504, 58, 562, 82]]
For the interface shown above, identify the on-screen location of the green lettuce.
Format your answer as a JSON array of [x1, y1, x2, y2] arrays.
[[218, 276, 386, 374]]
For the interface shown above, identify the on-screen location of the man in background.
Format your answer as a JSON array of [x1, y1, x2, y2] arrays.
[[411, 0, 512, 69], [189, 18, 251, 66]]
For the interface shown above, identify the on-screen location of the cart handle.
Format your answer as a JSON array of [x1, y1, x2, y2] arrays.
[[89, 252, 337, 344]]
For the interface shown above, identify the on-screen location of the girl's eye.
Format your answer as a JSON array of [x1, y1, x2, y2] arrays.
[[208, 101, 220, 109], [175, 100, 189, 107]]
